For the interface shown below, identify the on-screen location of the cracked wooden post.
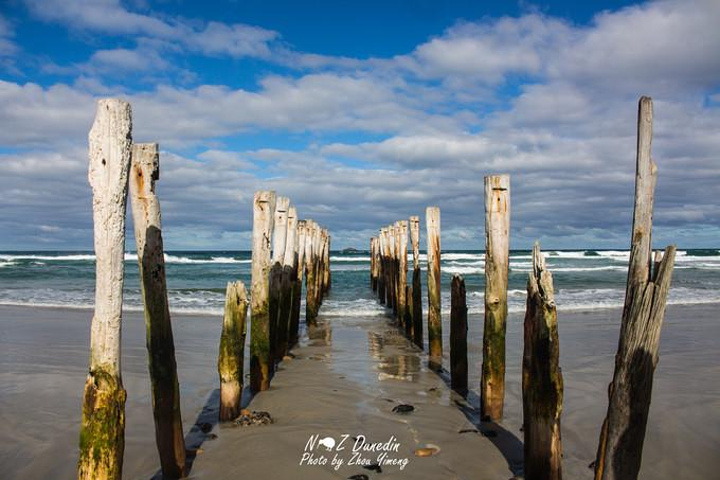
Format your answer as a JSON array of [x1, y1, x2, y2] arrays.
[[129, 143, 186, 478], [523, 243, 563, 480], [410, 216, 423, 348], [450, 274, 468, 396], [218, 281, 248, 422], [481, 174, 510, 421], [389, 224, 398, 315], [290, 220, 306, 348], [398, 220, 408, 330], [370, 237, 378, 292], [323, 232, 331, 294], [269, 196, 289, 373], [594, 96, 677, 480], [316, 229, 326, 304], [378, 229, 387, 304], [250, 190, 275, 392], [78, 99, 132, 480], [426, 207, 442, 370], [278, 206, 297, 359], [305, 221, 319, 324]]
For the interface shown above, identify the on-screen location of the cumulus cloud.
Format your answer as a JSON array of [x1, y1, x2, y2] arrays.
[[1, 0, 719, 249]]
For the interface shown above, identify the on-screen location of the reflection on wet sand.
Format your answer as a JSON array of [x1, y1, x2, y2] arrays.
[[307, 319, 333, 346], [368, 327, 421, 382]]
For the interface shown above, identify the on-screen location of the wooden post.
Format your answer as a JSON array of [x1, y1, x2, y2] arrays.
[[78, 99, 132, 480], [269, 197, 289, 372], [378, 228, 388, 305], [389, 224, 397, 314], [278, 206, 297, 359], [370, 237, 378, 291], [410, 216, 422, 348], [218, 281, 248, 422], [250, 190, 275, 392], [305, 221, 319, 324], [426, 207, 442, 370], [594, 97, 677, 480], [450, 275, 468, 396], [397, 221, 408, 329], [290, 220, 306, 348], [323, 233, 331, 294], [523, 244, 563, 480], [481, 174, 510, 421], [129, 143, 186, 478]]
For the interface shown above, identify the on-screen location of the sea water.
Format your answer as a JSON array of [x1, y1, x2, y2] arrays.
[[1, 249, 719, 316]]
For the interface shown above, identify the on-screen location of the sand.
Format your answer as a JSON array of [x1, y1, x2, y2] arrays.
[[1, 304, 719, 478]]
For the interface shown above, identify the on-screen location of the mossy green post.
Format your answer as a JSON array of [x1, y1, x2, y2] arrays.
[[482, 175, 510, 421], [218, 282, 248, 421], [250, 191, 275, 392]]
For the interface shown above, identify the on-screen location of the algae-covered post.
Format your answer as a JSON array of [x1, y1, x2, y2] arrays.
[[450, 274, 468, 396], [290, 220, 306, 348], [129, 143, 186, 478], [269, 197, 289, 372], [426, 206, 442, 370], [218, 281, 249, 422], [278, 206, 297, 359], [250, 190, 275, 392], [78, 99, 132, 480], [523, 244, 563, 480], [482, 174, 510, 421], [410, 215, 423, 349], [594, 97, 677, 480]]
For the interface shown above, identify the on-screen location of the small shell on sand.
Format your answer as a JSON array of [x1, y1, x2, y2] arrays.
[[414, 444, 441, 457]]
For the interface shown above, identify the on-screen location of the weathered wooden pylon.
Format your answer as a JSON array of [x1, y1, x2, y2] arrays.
[[218, 281, 249, 422], [290, 220, 306, 347], [481, 174, 510, 421], [450, 274, 468, 396], [397, 220, 408, 329], [269, 196, 289, 372], [78, 99, 132, 480], [250, 190, 275, 392], [426, 206, 442, 370], [277, 206, 297, 359], [129, 143, 186, 478], [409, 216, 423, 349], [523, 243, 563, 480], [594, 97, 677, 480]]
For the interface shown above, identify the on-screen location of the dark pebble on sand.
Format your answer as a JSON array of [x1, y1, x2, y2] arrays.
[[392, 404, 414, 414], [198, 422, 213, 433], [348, 475, 369, 480], [458, 428, 479, 434], [363, 462, 382, 473], [206, 433, 218, 440]]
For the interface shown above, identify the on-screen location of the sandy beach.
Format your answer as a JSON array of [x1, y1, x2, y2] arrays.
[[1, 303, 719, 479]]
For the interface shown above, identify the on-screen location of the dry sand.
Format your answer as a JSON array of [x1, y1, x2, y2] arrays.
[[1, 304, 719, 478]]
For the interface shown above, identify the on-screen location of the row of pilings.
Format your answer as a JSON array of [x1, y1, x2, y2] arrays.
[[368, 97, 677, 480], [77, 98, 332, 480], [247, 192, 331, 394]]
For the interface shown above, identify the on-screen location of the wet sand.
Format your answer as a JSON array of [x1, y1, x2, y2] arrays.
[[1, 304, 719, 478]]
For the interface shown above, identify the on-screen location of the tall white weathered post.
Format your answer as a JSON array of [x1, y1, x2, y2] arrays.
[[78, 99, 133, 480]]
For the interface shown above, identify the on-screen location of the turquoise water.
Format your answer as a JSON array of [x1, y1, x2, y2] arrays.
[[1, 249, 719, 316]]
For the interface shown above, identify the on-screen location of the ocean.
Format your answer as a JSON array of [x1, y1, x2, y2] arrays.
[[1, 249, 719, 316]]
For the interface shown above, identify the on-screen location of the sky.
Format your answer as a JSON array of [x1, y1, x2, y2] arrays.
[[0, 0, 719, 251]]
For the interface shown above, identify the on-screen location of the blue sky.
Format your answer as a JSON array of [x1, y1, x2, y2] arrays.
[[1, 0, 719, 250]]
